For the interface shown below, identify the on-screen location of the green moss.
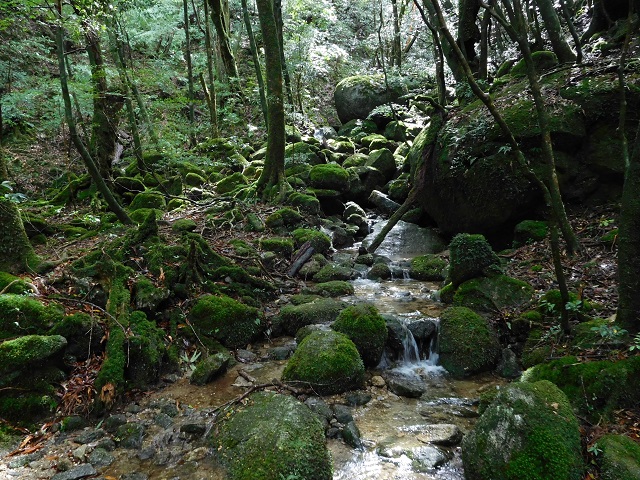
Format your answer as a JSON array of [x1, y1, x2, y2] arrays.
[[513, 220, 548, 247], [410, 254, 447, 281], [126, 311, 166, 388], [259, 237, 294, 257], [0, 272, 32, 294], [0, 335, 67, 375], [171, 218, 197, 232], [439, 307, 501, 377], [510, 50, 559, 77], [286, 192, 320, 215], [462, 380, 583, 480], [265, 208, 304, 230], [313, 264, 353, 282], [366, 263, 391, 280], [129, 208, 164, 224], [274, 298, 345, 336], [309, 164, 349, 191], [214, 392, 331, 480], [0, 295, 64, 340], [521, 356, 640, 420], [94, 325, 126, 397], [282, 330, 364, 395], [538, 289, 580, 315], [332, 303, 387, 367], [598, 434, 640, 480], [0, 199, 40, 273], [216, 172, 248, 194], [439, 283, 455, 303], [303, 281, 354, 297], [365, 148, 397, 179], [453, 275, 533, 314], [189, 295, 263, 349], [0, 394, 57, 425], [448, 233, 502, 286], [129, 191, 167, 211], [292, 228, 332, 255]]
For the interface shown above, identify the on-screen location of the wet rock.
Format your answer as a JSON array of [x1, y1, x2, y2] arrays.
[[72, 444, 89, 460], [410, 445, 448, 471], [88, 448, 114, 467], [332, 404, 354, 425], [183, 446, 208, 462], [116, 423, 145, 449], [120, 474, 149, 480], [75, 428, 106, 444], [407, 319, 437, 342], [497, 347, 522, 379], [154, 413, 173, 429], [370, 375, 386, 388], [94, 438, 116, 451], [104, 414, 127, 433], [368, 190, 400, 215], [51, 464, 97, 480], [384, 372, 426, 398], [345, 391, 372, 406], [326, 427, 341, 439], [416, 424, 464, 446], [236, 349, 257, 363], [305, 397, 333, 423], [342, 421, 362, 448], [60, 416, 90, 432], [179, 423, 206, 436], [137, 447, 155, 460], [189, 352, 231, 386], [267, 346, 293, 360]]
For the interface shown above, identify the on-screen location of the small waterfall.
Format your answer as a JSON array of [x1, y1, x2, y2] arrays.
[[400, 322, 420, 364]]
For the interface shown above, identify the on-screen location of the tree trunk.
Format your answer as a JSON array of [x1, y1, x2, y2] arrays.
[[422, 0, 466, 82], [203, 0, 219, 136], [241, 0, 268, 126], [255, 0, 286, 199], [84, 24, 122, 180], [183, 0, 196, 146], [273, 0, 294, 106], [208, 0, 239, 78], [536, 0, 576, 62], [458, 0, 481, 71], [391, 0, 403, 68], [55, 9, 131, 225]]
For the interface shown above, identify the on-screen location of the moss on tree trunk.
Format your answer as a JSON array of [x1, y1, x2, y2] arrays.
[[0, 198, 38, 273]]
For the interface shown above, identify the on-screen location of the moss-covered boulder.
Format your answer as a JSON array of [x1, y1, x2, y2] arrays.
[[190, 352, 231, 386], [49, 313, 104, 361], [331, 303, 387, 367], [0, 295, 64, 340], [259, 237, 294, 257], [334, 74, 414, 124], [313, 263, 355, 282], [189, 295, 263, 349], [286, 192, 320, 214], [0, 199, 39, 273], [598, 434, 640, 480], [521, 356, 640, 420], [0, 335, 67, 376], [129, 191, 166, 211], [292, 228, 332, 255], [309, 164, 349, 191], [216, 172, 248, 194], [366, 262, 391, 280], [462, 380, 583, 480], [453, 274, 533, 314], [513, 220, 548, 246], [438, 307, 500, 377], [448, 233, 502, 286], [282, 330, 364, 394], [510, 50, 558, 77], [303, 281, 354, 297], [274, 298, 346, 336], [365, 148, 397, 180], [133, 276, 170, 313], [410, 254, 447, 281], [265, 208, 304, 230], [0, 272, 33, 295], [126, 311, 166, 388], [214, 391, 331, 480]]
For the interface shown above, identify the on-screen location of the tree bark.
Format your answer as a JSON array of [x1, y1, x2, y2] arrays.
[[391, 0, 403, 68], [422, 0, 466, 82], [208, 0, 239, 78], [203, 0, 219, 137], [241, 0, 268, 126], [458, 0, 481, 71], [255, 0, 286, 199], [183, 0, 196, 146], [273, 0, 294, 106], [536, 0, 576, 63]]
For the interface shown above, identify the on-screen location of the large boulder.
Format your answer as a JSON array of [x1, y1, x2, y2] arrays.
[[438, 306, 500, 377], [273, 298, 346, 336], [331, 303, 388, 367], [213, 391, 331, 480], [597, 434, 640, 480], [462, 380, 583, 480], [453, 274, 534, 314], [448, 233, 502, 287], [334, 75, 413, 124], [282, 330, 364, 394]]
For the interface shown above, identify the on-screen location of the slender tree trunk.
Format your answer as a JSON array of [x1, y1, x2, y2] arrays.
[[183, 0, 196, 146], [422, 0, 466, 82], [413, 0, 446, 105], [391, 0, 403, 68], [255, 0, 286, 199], [273, 0, 294, 106], [560, 0, 582, 63], [203, 0, 219, 136], [536, 0, 576, 62], [55, 8, 131, 225], [458, 0, 481, 71], [241, 0, 268, 126], [208, 0, 238, 78], [479, 1, 492, 80]]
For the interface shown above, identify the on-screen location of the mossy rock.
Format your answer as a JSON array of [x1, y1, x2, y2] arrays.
[[284, 142, 323, 167], [410, 254, 447, 281], [510, 50, 559, 77], [129, 208, 165, 224], [133, 276, 170, 313], [337, 119, 378, 137], [461, 380, 583, 480], [0, 295, 64, 340], [384, 120, 407, 141], [438, 307, 501, 378], [513, 220, 548, 247], [292, 228, 332, 255], [598, 434, 640, 480], [185, 172, 206, 187], [448, 233, 502, 286], [366, 148, 397, 180], [274, 298, 346, 336], [313, 263, 354, 282], [265, 208, 304, 230], [189, 295, 263, 349], [520, 327, 553, 368], [282, 330, 364, 394], [0, 335, 67, 377], [361, 134, 390, 149], [214, 391, 331, 480], [328, 139, 356, 154], [521, 356, 640, 420], [387, 175, 411, 203], [190, 352, 232, 386], [309, 164, 349, 191], [538, 289, 580, 316], [171, 218, 197, 232], [439, 283, 455, 303], [453, 275, 534, 315], [366, 262, 391, 280], [216, 172, 248, 194], [126, 311, 166, 388], [0, 272, 33, 295], [303, 281, 354, 297], [129, 192, 166, 211], [286, 192, 320, 215], [331, 303, 387, 367], [571, 318, 626, 350], [114, 176, 146, 196], [49, 313, 104, 361], [259, 237, 294, 257], [343, 153, 369, 168]]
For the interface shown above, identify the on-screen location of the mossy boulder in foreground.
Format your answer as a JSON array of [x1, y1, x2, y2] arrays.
[[462, 380, 583, 480], [0, 294, 64, 340], [189, 295, 263, 349], [0, 335, 67, 376], [282, 330, 364, 394], [438, 306, 500, 377], [332, 303, 387, 367], [597, 434, 640, 480], [214, 391, 331, 480], [453, 274, 533, 314]]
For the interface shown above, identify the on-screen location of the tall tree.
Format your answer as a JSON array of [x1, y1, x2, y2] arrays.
[[207, 0, 239, 78], [255, 0, 286, 199], [241, 0, 268, 126], [183, 0, 196, 146], [536, 0, 576, 63]]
